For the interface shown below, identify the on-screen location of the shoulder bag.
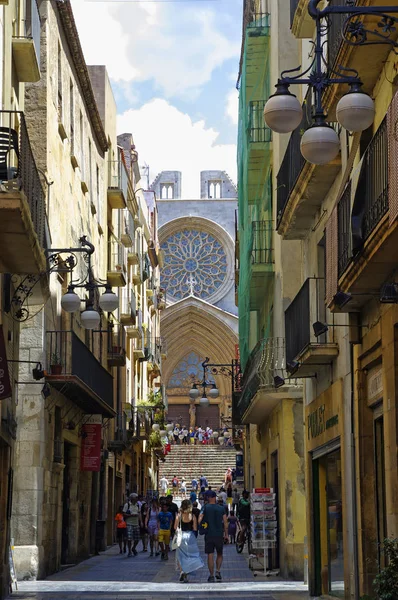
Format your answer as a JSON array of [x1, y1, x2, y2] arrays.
[[171, 514, 182, 550]]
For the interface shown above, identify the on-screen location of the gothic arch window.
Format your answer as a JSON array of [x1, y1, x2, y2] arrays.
[[168, 351, 215, 390]]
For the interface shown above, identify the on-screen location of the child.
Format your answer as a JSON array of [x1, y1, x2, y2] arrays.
[[228, 510, 238, 544], [157, 501, 173, 560], [114, 505, 127, 554]]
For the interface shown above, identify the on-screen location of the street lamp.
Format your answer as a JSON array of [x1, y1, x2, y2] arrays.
[[263, 1, 398, 164]]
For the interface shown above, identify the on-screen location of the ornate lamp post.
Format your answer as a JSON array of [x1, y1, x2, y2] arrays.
[[264, 0, 398, 164], [189, 357, 241, 416]]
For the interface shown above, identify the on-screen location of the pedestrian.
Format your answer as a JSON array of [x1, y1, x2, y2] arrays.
[[166, 494, 179, 546], [191, 477, 198, 492], [146, 498, 160, 557], [174, 499, 204, 583], [190, 429, 195, 445], [198, 428, 203, 444], [225, 467, 232, 485], [140, 500, 148, 552], [173, 426, 179, 444], [217, 495, 228, 516], [232, 488, 240, 514], [123, 493, 142, 557], [219, 486, 227, 505], [228, 510, 238, 544], [172, 475, 179, 490], [226, 483, 233, 509], [180, 477, 187, 499], [157, 501, 173, 561], [199, 490, 228, 582], [190, 489, 197, 504], [199, 474, 208, 493], [192, 501, 200, 535], [114, 505, 127, 554], [159, 475, 169, 496]]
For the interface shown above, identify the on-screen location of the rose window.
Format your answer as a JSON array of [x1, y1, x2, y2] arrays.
[[161, 229, 228, 301]]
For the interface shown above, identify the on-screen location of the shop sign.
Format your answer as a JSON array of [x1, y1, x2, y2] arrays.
[[308, 404, 339, 440], [0, 325, 12, 401], [80, 414, 102, 472]]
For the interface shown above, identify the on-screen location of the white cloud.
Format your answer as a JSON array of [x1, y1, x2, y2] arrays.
[[118, 99, 237, 198], [226, 90, 239, 125], [71, 0, 240, 98]]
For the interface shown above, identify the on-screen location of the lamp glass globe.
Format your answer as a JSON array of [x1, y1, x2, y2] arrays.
[[81, 308, 101, 330], [336, 92, 375, 132], [99, 290, 119, 312], [212, 431, 219, 438], [208, 386, 219, 399], [200, 396, 209, 408], [61, 290, 81, 313], [300, 125, 340, 165], [166, 424, 173, 431], [218, 436, 224, 445], [189, 387, 199, 399], [159, 430, 166, 437], [152, 423, 160, 431], [263, 93, 302, 134]]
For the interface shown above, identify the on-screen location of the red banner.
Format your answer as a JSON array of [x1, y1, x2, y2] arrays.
[[80, 415, 102, 471], [254, 488, 271, 494], [0, 325, 12, 401]]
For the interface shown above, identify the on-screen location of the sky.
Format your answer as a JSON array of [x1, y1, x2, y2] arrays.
[[71, 0, 242, 197]]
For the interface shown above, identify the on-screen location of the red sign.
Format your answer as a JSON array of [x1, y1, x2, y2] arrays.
[[0, 325, 12, 401], [80, 415, 102, 471], [254, 488, 271, 494]]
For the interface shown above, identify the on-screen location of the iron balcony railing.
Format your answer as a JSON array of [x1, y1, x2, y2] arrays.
[[290, 0, 299, 27], [337, 182, 352, 277], [276, 88, 312, 227], [247, 10, 270, 29], [108, 159, 128, 200], [47, 330, 114, 409], [285, 278, 328, 365], [108, 235, 126, 272], [0, 110, 46, 248], [359, 117, 388, 242], [235, 338, 290, 423], [327, 0, 356, 71], [107, 325, 126, 366], [251, 220, 274, 265], [248, 101, 272, 144]]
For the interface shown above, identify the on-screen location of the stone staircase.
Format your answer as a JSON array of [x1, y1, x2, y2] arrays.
[[159, 444, 237, 493]]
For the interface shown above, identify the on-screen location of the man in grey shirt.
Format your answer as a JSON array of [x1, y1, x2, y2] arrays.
[[199, 490, 228, 582]]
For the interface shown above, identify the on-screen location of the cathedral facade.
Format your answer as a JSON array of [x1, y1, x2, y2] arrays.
[[152, 171, 238, 430]]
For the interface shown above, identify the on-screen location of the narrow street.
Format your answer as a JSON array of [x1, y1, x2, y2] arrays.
[[8, 541, 308, 600]]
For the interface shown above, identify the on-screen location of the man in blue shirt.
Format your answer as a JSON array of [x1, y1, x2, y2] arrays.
[[199, 490, 228, 582], [157, 502, 173, 560]]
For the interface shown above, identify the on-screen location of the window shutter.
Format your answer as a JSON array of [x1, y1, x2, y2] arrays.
[[325, 207, 338, 307], [388, 90, 398, 225]]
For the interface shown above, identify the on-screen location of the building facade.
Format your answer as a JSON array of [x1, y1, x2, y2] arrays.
[[235, 0, 306, 580], [152, 170, 239, 430]]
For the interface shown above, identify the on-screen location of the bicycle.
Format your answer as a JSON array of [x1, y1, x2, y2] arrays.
[[236, 519, 250, 554]]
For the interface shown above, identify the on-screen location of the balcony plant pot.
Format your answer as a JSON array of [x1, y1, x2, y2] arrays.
[[50, 364, 62, 375]]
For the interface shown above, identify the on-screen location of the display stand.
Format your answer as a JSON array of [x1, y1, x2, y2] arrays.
[[250, 488, 277, 576]]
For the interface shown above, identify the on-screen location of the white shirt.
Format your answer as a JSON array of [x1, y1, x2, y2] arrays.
[[219, 491, 227, 503], [160, 477, 168, 491]]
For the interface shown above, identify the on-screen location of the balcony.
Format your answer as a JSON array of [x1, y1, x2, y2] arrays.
[[134, 409, 152, 441], [133, 331, 145, 360], [335, 114, 394, 306], [108, 236, 127, 287], [148, 240, 159, 268], [12, 0, 40, 82], [247, 101, 272, 204], [120, 209, 134, 248], [156, 337, 167, 360], [0, 111, 47, 274], [126, 308, 142, 339], [277, 89, 341, 239], [107, 159, 128, 209], [235, 338, 301, 425], [46, 330, 115, 418], [120, 288, 136, 326], [108, 414, 129, 452], [290, 0, 316, 38], [107, 325, 126, 367], [322, 0, 398, 117], [250, 220, 274, 308], [285, 278, 339, 377]]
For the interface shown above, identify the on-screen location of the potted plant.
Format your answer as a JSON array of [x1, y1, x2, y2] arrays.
[[50, 352, 62, 375]]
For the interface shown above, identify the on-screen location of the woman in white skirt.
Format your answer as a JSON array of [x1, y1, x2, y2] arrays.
[[174, 499, 204, 583]]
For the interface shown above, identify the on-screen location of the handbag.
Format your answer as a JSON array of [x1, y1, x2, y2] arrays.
[[171, 517, 182, 550], [199, 506, 208, 536]]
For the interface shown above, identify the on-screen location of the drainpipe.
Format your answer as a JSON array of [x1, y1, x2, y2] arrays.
[[350, 341, 359, 599]]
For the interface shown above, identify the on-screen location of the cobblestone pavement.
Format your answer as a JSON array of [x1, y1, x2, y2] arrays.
[[8, 539, 308, 600]]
